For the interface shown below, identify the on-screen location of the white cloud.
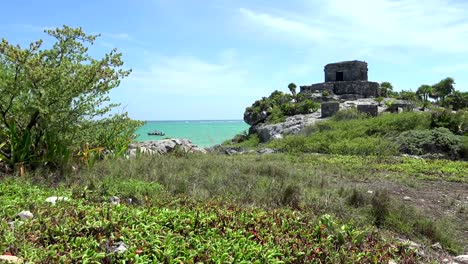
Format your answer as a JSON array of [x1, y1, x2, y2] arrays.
[[238, 8, 330, 43], [239, 0, 468, 53], [127, 52, 269, 97]]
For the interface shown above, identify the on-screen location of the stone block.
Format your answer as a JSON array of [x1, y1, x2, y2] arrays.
[[321, 102, 340, 118], [357, 104, 378, 117]]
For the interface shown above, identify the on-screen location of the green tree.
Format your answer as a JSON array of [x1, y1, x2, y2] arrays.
[[288, 82, 297, 97], [443, 91, 468, 110], [432, 77, 455, 103], [379, 82, 393, 97], [0, 26, 141, 169], [416, 84, 432, 102], [398, 90, 418, 102]]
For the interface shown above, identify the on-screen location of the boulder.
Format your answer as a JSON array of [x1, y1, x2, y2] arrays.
[[252, 112, 322, 142], [17, 210, 33, 220], [454, 255, 468, 264], [127, 139, 207, 157], [244, 110, 268, 126]]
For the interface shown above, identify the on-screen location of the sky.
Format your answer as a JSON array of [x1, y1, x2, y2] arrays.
[[1, 0, 468, 120]]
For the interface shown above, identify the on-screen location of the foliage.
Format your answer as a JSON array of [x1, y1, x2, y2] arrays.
[[397, 90, 418, 102], [396, 128, 465, 159], [222, 131, 260, 148], [244, 90, 319, 125], [442, 91, 468, 111], [287, 82, 297, 97], [0, 26, 142, 170], [416, 84, 432, 103], [432, 77, 455, 103], [331, 108, 367, 121], [375, 96, 385, 106], [270, 112, 431, 156], [4, 151, 467, 261], [431, 108, 468, 135], [379, 82, 394, 97]]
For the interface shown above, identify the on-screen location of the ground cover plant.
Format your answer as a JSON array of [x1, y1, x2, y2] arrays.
[[2, 153, 467, 262]]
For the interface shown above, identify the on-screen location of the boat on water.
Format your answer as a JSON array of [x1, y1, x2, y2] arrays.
[[147, 130, 165, 136]]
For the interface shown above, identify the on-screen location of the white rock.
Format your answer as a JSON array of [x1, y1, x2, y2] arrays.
[[17, 210, 33, 220], [0, 255, 23, 263], [454, 255, 468, 264], [430, 242, 442, 250], [403, 196, 411, 201], [367, 190, 374, 194], [45, 196, 70, 205], [110, 242, 128, 253], [110, 196, 120, 205]]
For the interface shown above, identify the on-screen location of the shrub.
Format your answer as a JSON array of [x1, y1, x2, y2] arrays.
[[332, 108, 367, 121], [396, 127, 464, 158], [0, 26, 142, 171], [244, 90, 319, 125], [371, 190, 390, 228], [431, 108, 468, 135]]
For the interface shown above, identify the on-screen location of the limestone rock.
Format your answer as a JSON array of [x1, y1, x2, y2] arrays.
[[17, 210, 33, 220], [110, 241, 128, 254], [0, 255, 23, 263], [454, 255, 468, 264], [251, 112, 322, 142], [127, 139, 206, 157], [110, 196, 120, 205], [257, 148, 277, 155], [45, 196, 70, 205], [244, 110, 268, 126]]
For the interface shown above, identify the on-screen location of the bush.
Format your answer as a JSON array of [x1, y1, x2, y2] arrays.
[[0, 26, 142, 171], [397, 127, 464, 158], [431, 108, 468, 135], [332, 108, 367, 121], [244, 90, 319, 125]]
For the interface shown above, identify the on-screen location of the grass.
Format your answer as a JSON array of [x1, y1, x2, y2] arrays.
[[1, 152, 466, 262]]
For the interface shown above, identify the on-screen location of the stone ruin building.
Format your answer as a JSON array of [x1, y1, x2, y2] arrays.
[[300, 60, 379, 99]]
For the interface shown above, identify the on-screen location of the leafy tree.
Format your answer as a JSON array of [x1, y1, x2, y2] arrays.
[[442, 91, 468, 111], [432, 77, 455, 103], [398, 90, 418, 102], [416, 85, 432, 102], [379, 82, 393, 97], [0, 26, 142, 170], [288, 82, 297, 97]]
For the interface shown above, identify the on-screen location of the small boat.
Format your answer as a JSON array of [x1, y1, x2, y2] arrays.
[[147, 130, 165, 136]]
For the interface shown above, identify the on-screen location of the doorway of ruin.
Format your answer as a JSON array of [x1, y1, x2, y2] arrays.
[[336, 71, 344, 81]]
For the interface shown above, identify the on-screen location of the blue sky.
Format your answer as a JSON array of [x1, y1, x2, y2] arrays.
[[2, 0, 468, 120]]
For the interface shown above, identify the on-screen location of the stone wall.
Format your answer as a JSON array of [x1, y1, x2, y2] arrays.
[[333, 81, 379, 97], [325, 60, 368, 82], [300, 81, 379, 98], [300, 82, 334, 94]]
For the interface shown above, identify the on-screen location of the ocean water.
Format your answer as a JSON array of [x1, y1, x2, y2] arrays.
[[134, 120, 249, 148]]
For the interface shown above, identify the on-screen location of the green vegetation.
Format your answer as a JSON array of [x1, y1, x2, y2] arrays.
[[0, 26, 142, 172], [268, 112, 432, 156], [2, 152, 467, 262], [244, 90, 320, 125]]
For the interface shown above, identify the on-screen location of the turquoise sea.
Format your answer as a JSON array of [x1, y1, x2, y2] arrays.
[[135, 120, 249, 148]]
